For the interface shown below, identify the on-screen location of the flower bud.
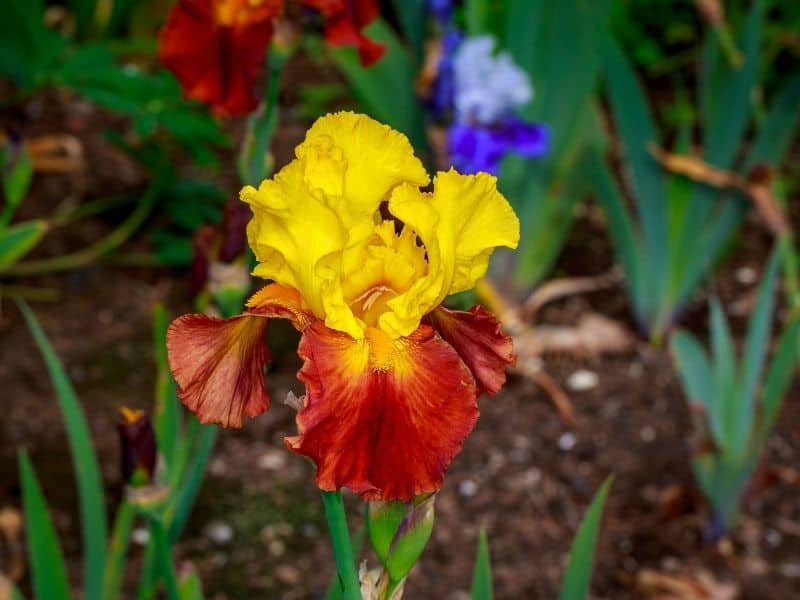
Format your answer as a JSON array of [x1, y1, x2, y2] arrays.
[[367, 494, 435, 585], [117, 407, 157, 487]]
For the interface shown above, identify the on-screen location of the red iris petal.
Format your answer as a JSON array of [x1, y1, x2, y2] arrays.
[[286, 323, 479, 501], [166, 284, 305, 427], [302, 0, 385, 66], [159, 0, 278, 116], [427, 306, 515, 396]]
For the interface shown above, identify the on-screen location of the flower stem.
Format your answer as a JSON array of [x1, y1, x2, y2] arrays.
[[151, 518, 180, 600], [103, 498, 136, 600], [321, 491, 361, 600]]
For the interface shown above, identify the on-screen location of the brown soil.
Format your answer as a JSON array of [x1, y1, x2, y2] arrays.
[[2, 55, 800, 600]]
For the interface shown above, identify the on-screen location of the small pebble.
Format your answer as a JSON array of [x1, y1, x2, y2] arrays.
[[268, 539, 286, 557], [765, 528, 782, 547], [558, 432, 577, 451], [131, 527, 150, 546], [275, 564, 301, 585], [640, 426, 656, 442], [627, 362, 644, 378], [205, 520, 234, 545], [567, 369, 598, 391], [779, 563, 800, 578], [459, 479, 478, 497], [209, 458, 227, 476], [257, 450, 287, 471], [736, 266, 758, 285]]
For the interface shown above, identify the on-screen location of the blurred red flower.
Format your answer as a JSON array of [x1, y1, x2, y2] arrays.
[[160, 0, 384, 117]]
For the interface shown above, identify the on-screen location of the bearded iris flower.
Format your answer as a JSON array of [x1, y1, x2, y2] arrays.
[[160, 0, 384, 116], [167, 112, 518, 501]]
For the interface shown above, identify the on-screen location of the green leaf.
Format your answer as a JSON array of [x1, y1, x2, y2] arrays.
[[604, 37, 668, 312], [470, 529, 493, 600], [0, 220, 47, 269], [559, 476, 613, 600], [756, 318, 800, 448], [153, 304, 180, 471], [745, 73, 800, 169], [1, 143, 33, 226], [178, 567, 205, 600], [168, 422, 217, 543], [68, 0, 97, 39], [388, 0, 427, 64], [671, 331, 716, 412], [703, 0, 765, 169], [586, 150, 646, 320], [18, 451, 72, 600], [739, 249, 781, 430], [17, 301, 107, 600], [330, 20, 428, 157], [710, 298, 738, 452]]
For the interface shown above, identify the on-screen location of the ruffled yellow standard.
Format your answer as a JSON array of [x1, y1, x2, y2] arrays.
[[168, 111, 519, 501]]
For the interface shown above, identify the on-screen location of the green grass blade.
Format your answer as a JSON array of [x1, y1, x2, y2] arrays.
[[153, 304, 180, 470], [740, 249, 781, 420], [17, 301, 107, 600], [103, 499, 135, 600], [470, 529, 493, 600], [168, 422, 217, 543], [709, 298, 738, 453], [18, 451, 72, 600], [388, 0, 426, 64], [559, 476, 613, 600], [745, 73, 800, 169], [756, 318, 800, 449], [671, 331, 716, 412], [330, 20, 428, 156], [504, 0, 553, 76], [604, 37, 668, 310], [0, 220, 48, 269], [703, 0, 765, 168]]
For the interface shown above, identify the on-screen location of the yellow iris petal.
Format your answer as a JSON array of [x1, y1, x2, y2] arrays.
[[242, 112, 432, 340], [296, 111, 429, 232], [241, 159, 363, 338], [380, 169, 520, 337]]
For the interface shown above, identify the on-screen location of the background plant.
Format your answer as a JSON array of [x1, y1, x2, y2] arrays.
[[13, 301, 218, 600], [671, 250, 800, 537], [591, 0, 800, 343]]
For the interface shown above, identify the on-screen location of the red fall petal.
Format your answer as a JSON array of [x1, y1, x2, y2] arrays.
[[166, 283, 306, 427], [287, 323, 479, 501], [427, 305, 515, 396], [159, 0, 278, 116]]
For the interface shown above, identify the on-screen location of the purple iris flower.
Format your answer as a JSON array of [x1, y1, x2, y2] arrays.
[[427, 0, 453, 25], [448, 118, 549, 175], [428, 29, 462, 120]]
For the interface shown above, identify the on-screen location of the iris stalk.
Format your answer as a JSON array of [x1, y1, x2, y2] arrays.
[[321, 491, 361, 600]]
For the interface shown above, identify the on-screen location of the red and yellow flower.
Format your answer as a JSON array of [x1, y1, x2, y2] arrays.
[[160, 0, 384, 116], [167, 112, 518, 501]]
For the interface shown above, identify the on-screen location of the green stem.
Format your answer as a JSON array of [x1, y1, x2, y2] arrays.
[[135, 541, 158, 600], [151, 519, 180, 600], [321, 491, 361, 600], [0, 184, 159, 276], [167, 423, 217, 543], [103, 499, 136, 600]]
